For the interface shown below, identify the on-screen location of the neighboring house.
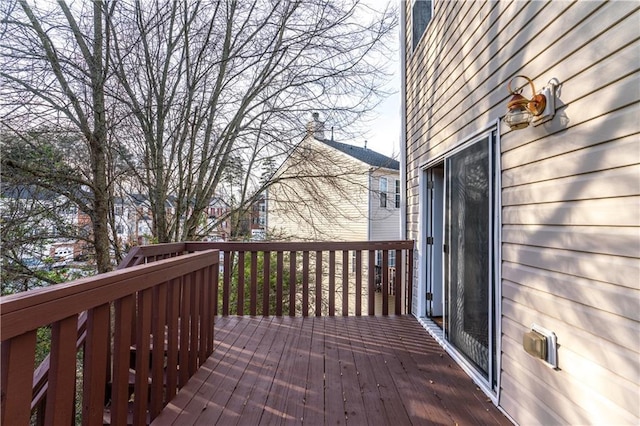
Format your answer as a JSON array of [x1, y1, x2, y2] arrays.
[[269, 113, 400, 243], [1, 185, 91, 260], [268, 114, 401, 314], [402, 1, 639, 425], [113, 194, 153, 246], [204, 196, 232, 241]]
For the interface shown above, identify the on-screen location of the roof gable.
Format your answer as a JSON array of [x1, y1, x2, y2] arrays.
[[317, 138, 399, 170]]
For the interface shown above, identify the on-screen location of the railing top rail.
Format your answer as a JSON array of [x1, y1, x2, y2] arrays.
[[186, 240, 415, 252], [117, 242, 189, 269], [1, 249, 218, 341]]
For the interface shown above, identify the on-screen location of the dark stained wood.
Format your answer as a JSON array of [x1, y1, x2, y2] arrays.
[[237, 251, 245, 316], [276, 251, 284, 316], [262, 251, 271, 316], [289, 251, 296, 317], [342, 250, 349, 316], [83, 303, 110, 425], [315, 251, 322, 316], [111, 296, 134, 425], [151, 283, 168, 419], [223, 251, 231, 316], [395, 249, 402, 314], [1, 331, 36, 425], [368, 250, 375, 315], [1, 249, 219, 426], [407, 248, 414, 315], [188, 272, 199, 375], [302, 251, 310, 317], [355, 250, 362, 316], [179, 276, 191, 388], [251, 251, 258, 315], [186, 240, 415, 253], [46, 315, 78, 426], [328, 251, 336, 316], [133, 289, 152, 426], [165, 278, 181, 403], [153, 316, 512, 426], [382, 250, 389, 316]]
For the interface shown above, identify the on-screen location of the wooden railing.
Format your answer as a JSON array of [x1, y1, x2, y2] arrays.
[[0, 250, 218, 425], [0, 240, 414, 425], [123, 240, 415, 317]]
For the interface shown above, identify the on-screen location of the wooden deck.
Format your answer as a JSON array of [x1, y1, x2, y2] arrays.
[[152, 316, 510, 425]]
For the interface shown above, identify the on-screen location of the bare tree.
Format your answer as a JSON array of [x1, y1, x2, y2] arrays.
[[1, 0, 114, 272], [107, 0, 397, 242]]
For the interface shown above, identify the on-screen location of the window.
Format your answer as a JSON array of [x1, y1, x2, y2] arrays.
[[395, 179, 401, 208], [412, 0, 433, 50], [379, 177, 388, 208]]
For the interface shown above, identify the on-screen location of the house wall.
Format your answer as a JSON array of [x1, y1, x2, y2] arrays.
[[369, 170, 401, 241], [405, 1, 639, 424], [268, 138, 370, 241]]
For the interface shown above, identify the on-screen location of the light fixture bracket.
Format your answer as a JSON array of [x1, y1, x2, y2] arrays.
[[531, 84, 555, 126]]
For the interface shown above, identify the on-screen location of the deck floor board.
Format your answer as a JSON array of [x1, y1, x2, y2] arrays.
[[152, 316, 511, 426]]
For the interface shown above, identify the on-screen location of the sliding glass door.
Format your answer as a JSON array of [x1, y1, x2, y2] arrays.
[[424, 129, 498, 388]]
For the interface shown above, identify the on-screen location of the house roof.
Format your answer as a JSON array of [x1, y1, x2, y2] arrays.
[[318, 139, 399, 170]]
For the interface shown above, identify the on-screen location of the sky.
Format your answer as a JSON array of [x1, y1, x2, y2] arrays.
[[352, 0, 401, 159]]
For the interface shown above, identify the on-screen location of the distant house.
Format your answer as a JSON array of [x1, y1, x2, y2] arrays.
[[203, 196, 231, 241], [268, 113, 400, 243], [403, 1, 639, 424], [0, 184, 91, 260]]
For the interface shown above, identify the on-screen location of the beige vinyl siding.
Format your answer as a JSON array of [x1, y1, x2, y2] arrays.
[[405, 0, 640, 424], [369, 170, 401, 241], [268, 138, 369, 241]]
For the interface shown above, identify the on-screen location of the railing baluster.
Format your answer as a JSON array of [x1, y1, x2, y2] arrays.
[[166, 278, 180, 403], [276, 251, 284, 316], [237, 251, 245, 316], [212, 262, 219, 317], [368, 250, 375, 315], [83, 303, 110, 425], [382, 249, 389, 316], [315, 251, 323, 316], [134, 288, 152, 426], [46, 315, 78, 425], [342, 250, 349, 316], [223, 251, 231, 316], [151, 282, 168, 419], [329, 251, 335, 316], [302, 251, 310, 317], [179, 275, 190, 387], [199, 268, 210, 362], [251, 252, 258, 316], [355, 250, 362, 316], [289, 251, 296, 316], [262, 251, 271, 316], [395, 249, 402, 315], [112, 295, 134, 425], [1, 331, 36, 425], [188, 272, 199, 376]]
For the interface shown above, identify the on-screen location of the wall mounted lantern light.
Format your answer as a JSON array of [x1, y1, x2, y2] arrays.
[[503, 75, 555, 130]]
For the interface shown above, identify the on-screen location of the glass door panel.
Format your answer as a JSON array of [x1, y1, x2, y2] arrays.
[[445, 138, 491, 378]]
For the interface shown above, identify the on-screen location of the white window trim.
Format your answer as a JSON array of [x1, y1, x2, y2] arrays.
[[411, 0, 435, 52]]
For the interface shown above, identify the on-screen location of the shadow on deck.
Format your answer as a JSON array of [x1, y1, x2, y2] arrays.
[[153, 316, 510, 425]]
